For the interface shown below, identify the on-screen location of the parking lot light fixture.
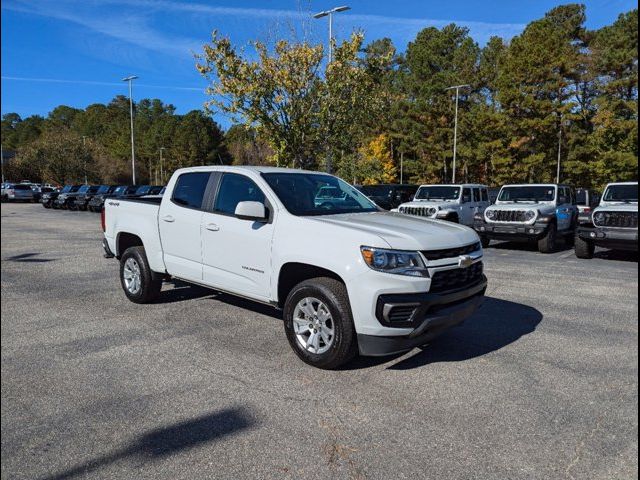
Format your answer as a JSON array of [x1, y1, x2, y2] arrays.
[[122, 75, 139, 184], [445, 84, 470, 184], [313, 5, 351, 64]]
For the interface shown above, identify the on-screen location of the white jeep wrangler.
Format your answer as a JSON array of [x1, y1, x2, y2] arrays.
[[397, 184, 490, 226], [575, 182, 638, 258], [474, 184, 579, 253]]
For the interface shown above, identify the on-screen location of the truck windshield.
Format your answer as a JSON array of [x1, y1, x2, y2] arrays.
[[262, 173, 378, 216], [97, 185, 111, 194], [603, 184, 638, 203], [498, 186, 555, 203], [414, 186, 460, 200]]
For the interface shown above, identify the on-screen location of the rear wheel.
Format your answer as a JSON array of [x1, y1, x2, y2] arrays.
[[574, 235, 595, 259], [119, 246, 162, 303], [538, 223, 557, 253], [283, 277, 357, 369], [480, 236, 490, 248]]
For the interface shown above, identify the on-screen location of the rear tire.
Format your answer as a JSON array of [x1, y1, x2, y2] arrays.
[[119, 246, 163, 304], [538, 223, 557, 253], [574, 235, 595, 259], [283, 277, 358, 369], [480, 236, 490, 248]]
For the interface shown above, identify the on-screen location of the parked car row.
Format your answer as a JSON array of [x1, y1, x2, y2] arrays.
[[1, 181, 57, 203], [385, 181, 636, 258], [41, 184, 164, 211]]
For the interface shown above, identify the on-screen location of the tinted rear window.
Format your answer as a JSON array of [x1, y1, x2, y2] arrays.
[[172, 173, 211, 209]]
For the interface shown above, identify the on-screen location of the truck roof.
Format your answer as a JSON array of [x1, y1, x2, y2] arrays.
[[418, 183, 488, 188], [172, 165, 327, 176], [500, 184, 570, 188]]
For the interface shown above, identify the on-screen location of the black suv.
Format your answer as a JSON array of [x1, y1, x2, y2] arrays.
[[88, 185, 136, 212], [357, 184, 418, 210], [51, 185, 82, 209], [76, 185, 116, 211]]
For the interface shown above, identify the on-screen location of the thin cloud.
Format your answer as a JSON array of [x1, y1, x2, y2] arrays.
[[1, 76, 204, 91]]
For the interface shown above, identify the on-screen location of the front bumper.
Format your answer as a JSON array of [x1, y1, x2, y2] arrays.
[[577, 226, 638, 251], [474, 219, 550, 241], [358, 279, 486, 356]]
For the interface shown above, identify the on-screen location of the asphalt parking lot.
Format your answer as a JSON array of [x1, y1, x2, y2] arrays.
[[1, 203, 638, 480]]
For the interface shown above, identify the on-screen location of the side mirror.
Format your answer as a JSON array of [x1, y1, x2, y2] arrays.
[[235, 201, 267, 221]]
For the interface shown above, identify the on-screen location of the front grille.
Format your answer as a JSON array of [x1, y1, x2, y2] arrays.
[[399, 206, 436, 217], [421, 242, 481, 261], [595, 211, 638, 228], [491, 210, 527, 222], [430, 262, 483, 293]]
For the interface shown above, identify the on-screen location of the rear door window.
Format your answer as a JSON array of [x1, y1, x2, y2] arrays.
[[172, 172, 211, 210], [473, 188, 480, 202], [481, 189, 489, 202]]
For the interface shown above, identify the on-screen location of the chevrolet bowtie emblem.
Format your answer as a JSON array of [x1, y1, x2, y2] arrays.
[[458, 255, 473, 268]]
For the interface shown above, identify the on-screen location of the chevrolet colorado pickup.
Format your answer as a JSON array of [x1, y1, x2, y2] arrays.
[[103, 166, 487, 369], [574, 182, 638, 258]]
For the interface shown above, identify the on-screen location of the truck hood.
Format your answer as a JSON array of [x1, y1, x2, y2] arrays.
[[399, 200, 456, 209], [595, 203, 638, 213], [487, 203, 557, 215], [308, 211, 478, 250]]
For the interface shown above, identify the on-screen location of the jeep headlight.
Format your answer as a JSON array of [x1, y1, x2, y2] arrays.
[[486, 209, 496, 220], [525, 210, 537, 222], [428, 207, 438, 216], [594, 212, 606, 224], [360, 247, 429, 277]]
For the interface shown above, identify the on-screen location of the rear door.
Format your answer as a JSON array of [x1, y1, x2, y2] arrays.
[[556, 187, 573, 231], [201, 172, 275, 300], [158, 172, 213, 282], [459, 187, 475, 225]]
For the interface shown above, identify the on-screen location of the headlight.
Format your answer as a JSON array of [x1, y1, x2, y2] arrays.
[[428, 207, 438, 216], [594, 212, 606, 224], [525, 210, 537, 221], [486, 209, 496, 220], [360, 247, 429, 277]]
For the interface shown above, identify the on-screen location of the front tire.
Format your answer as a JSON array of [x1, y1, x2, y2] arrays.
[[574, 235, 595, 259], [480, 235, 490, 248], [538, 223, 557, 253], [119, 246, 162, 303], [283, 277, 357, 369]]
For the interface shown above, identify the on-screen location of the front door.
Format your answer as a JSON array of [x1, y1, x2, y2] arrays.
[[459, 187, 476, 225], [201, 173, 275, 301], [556, 187, 575, 231]]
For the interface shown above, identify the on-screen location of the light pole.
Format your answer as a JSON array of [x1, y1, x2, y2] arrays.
[[313, 6, 350, 65], [159, 147, 165, 185], [445, 84, 470, 183], [82, 135, 88, 184], [122, 75, 138, 184], [1, 143, 4, 184], [313, 6, 350, 173]]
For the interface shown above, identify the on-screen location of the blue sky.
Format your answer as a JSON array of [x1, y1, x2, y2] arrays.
[[1, 0, 636, 129]]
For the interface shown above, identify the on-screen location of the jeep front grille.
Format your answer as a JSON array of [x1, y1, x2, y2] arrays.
[[491, 210, 527, 222], [421, 242, 481, 261], [399, 206, 436, 217], [594, 211, 638, 228], [430, 262, 484, 293]]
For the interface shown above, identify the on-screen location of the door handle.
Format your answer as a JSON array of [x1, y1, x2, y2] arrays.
[[205, 223, 220, 231], [162, 215, 175, 223]]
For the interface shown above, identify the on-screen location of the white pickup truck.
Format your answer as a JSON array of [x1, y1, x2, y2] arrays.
[[103, 166, 487, 369]]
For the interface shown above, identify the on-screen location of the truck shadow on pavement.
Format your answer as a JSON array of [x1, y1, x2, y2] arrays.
[[40, 407, 256, 480], [4, 252, 56, 263], [487, 240, 572, 253], [344, 297, 543, 371]]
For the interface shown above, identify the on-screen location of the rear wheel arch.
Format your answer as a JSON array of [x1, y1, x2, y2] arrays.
[[116, 232, 144, 258], [277, 262, 346, 308]]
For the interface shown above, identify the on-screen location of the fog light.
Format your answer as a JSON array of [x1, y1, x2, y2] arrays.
[[480, 226, 486, 231], [590, 232, 596, 238], [529, 228, 535, 234]]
